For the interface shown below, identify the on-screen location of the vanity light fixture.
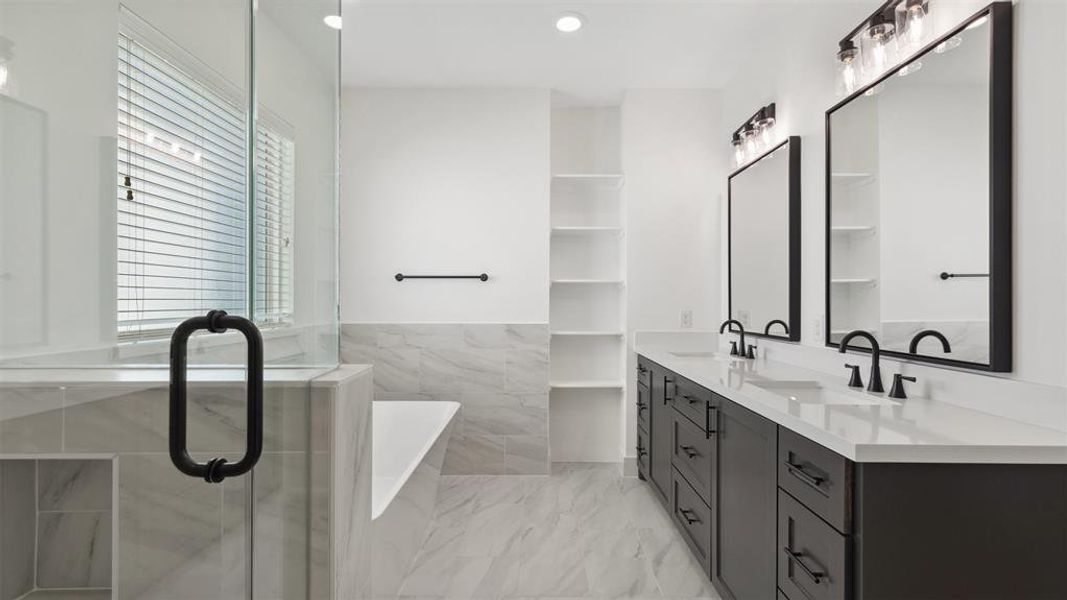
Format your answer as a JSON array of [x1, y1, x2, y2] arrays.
[[834, 0, 935, 96], [323, 15, 343, 30], [555, 13, 584, 33], [729, 102, 777, 168]]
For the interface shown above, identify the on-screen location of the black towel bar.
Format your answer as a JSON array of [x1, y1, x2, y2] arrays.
[[395, 273, 489, 282], [940, 272, 989, 280]]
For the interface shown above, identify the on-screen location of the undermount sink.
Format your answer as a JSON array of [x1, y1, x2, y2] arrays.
[[751, 380, 900, 406]]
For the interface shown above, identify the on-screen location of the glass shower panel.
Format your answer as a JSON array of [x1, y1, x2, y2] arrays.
[[253, 2, 339, 598], [0, 0, 340, 598]]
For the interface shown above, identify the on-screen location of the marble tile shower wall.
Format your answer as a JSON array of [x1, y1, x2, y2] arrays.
[[0, 458, 112, 600], [341, 323, 551, 474], [0, 380, 325, 599]]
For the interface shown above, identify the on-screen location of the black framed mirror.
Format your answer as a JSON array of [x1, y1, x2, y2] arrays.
[[825, 2, 1012, 372], [728, 136, 801, 342]]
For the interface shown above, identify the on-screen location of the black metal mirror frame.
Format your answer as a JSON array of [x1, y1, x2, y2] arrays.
[[728, 136, 802, 342], [824, 2, 1013, 372]]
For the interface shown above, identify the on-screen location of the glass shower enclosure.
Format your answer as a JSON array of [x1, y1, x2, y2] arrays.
[[0, 0, 339, 598]]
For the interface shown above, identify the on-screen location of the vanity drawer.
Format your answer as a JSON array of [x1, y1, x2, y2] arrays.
[[636, 425, 650, 477], [669, 375, 714, 431], [672, 467, 712, 575], [778, 490, 849, 600], [636, 383, 651, 430], [671, 411, 713, 503], [778, 427, 853, 533]]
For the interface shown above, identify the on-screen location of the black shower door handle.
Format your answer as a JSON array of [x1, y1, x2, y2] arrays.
[[169, 310, 264, 483]]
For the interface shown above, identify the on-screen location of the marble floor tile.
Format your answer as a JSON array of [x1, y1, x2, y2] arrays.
[[394, 463, 721, 600]]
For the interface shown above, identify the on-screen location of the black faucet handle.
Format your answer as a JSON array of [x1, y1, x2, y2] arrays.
[[844, 364, 863, 388], [746, 344, 757, 359], [888, 374, 917, 399], [729, 341, 739, 356]]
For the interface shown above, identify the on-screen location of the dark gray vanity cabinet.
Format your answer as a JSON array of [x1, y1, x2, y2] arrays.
[[713, 399, 778, 600], [639, 358, 673, 504], [635, 353, 1067, 600]]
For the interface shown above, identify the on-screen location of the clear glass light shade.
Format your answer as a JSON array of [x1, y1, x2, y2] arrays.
[[732, 140, 745, 167], [861, 18, 896, 78], [741, 127, 760, 160], [896, 1, 928, 52], [0, 61, 8, 92], [836, 44, 862, 96]]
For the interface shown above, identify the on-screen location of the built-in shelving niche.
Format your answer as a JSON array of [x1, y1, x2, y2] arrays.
[[548, 106, 625, 466]]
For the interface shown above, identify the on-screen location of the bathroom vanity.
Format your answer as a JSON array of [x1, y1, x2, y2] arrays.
[[635, 348, 1067, 600]]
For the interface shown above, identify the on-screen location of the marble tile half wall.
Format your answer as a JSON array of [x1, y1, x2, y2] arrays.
[[341, 323, 550, 475]]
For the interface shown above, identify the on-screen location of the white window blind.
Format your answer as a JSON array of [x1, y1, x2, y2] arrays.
[[117, 32, 293, 339]]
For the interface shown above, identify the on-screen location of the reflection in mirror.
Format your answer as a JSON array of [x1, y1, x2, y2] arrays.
[[827, 4, 1011, 371], [729, 136, 800, 341]]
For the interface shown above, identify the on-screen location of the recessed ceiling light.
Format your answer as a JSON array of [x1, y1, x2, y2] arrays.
[[323, 15, 342, 30], [555, 13, 584, 34]]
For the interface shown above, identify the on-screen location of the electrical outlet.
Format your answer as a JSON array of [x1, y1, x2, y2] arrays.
[[680, 309, 693, 329]]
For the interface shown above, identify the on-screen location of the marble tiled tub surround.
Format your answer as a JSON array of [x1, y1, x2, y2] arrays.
[[394, 463, 719, 600], [372, 401, 459, 598], [0, 366, 373, 600], [0, 458, 113, 599], [341, 324, 550, 474]]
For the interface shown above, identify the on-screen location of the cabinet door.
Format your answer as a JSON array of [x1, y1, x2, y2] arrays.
[[713, 399, 777, 600], [648, 369, 673, 505]]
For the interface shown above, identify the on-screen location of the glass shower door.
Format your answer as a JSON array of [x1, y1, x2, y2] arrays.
[[0, 0, 339, 598]]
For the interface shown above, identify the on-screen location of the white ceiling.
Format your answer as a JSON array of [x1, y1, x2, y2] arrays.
[[341, 0, 871, 105]]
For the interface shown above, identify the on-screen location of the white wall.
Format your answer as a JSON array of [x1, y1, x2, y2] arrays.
[[622, 89, 724, 461], [721, 0, 1067, 391], [340, 88, 550, 324]]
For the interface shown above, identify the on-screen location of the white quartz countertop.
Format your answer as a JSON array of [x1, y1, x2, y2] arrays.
[[635, 343, 1067, 464]]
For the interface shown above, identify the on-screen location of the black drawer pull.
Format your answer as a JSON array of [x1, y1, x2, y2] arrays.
[[785, 461, 825, 488], [680, 445, 699, 459], [679, 508, 700, 525], [637, 402, 648, 412], [705, 405, 718, 438], [782, 548, 826, 584], [682, 394, 701, 404], [636, 445, 648, 458]]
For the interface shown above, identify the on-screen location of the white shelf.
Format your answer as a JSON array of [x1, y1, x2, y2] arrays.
[[551, 226, 623, 235], [551, 279, 624, 285], [550, 380, 625, 390], [552, 173, 624, 180], [831, 278, 877, 285], [831, 172, 876, 187], [831, 225, 876, 234], [552, 173, 625, 190], [551, 331, 625, 337]]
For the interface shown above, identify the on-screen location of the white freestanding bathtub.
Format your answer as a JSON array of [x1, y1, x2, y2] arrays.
[[371, 400, 460, 598]]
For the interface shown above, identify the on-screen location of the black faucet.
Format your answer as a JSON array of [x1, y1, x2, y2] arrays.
[[837, 330, 884, 393], [764, 319, 789, 336], [908, 330, 952, 355], [719, 320, 747, 357]]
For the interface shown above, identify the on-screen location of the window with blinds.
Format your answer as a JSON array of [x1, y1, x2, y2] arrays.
[[117, 31, 294, 339]]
